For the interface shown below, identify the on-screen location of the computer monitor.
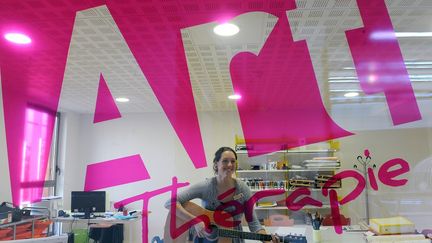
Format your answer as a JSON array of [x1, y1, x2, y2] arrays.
[[71, 191, 106, 218]]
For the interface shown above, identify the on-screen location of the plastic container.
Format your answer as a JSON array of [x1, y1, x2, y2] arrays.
[[73, 228, 88, 243]]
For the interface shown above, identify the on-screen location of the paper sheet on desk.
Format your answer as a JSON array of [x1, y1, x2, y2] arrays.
[[113, 215, 138, 220], [274, 227, 306, 236]]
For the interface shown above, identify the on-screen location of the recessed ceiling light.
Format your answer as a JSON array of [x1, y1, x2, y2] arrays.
[[213, 23, 239, 36], [344, 92, 359, 98], [228, 94, 241, 100], [115, 97, 129, 102], [330, 89, 361, 92], [4, 33, 31, 44], [329, 76, 357, 80]]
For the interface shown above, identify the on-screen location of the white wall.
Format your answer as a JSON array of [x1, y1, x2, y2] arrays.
[[0, 73, 12, 203], [58, 112, 83, 207], [58, 111, 243, 242]]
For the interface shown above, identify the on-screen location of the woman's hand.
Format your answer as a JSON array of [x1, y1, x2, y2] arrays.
[[271, 233, 280, 243], [263, 234, 280, 243], [257, 229, 280, 243], [193, 221, 209, 238]]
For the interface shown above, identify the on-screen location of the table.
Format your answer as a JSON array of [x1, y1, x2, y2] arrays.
[[52, 216, 141, 243], [244, 226, 367, 243]]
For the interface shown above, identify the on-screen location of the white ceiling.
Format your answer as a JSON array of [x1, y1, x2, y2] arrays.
[[58, 0, 432, 114]]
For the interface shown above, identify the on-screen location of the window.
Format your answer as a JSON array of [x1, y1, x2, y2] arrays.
[[20, 106, 60, 206]]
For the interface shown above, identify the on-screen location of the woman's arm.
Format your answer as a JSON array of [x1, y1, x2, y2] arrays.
[[238, 180, 279, 243]]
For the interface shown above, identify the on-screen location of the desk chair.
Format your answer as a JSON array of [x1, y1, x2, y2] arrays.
[[89, 223, 124, 243]]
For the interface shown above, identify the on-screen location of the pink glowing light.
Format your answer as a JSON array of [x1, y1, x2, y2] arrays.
[[4, 33, 31, 44], [368, 74, 377, 84], [228, 94, 242, 100]]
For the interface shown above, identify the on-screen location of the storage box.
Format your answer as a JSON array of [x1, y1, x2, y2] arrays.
[[369, 216, 415, 235]]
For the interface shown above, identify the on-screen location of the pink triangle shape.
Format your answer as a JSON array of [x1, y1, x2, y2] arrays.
[[93, 74, 122, 123]]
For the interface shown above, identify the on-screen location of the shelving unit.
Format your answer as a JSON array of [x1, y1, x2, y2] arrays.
[[234, 140, 341, 225], [0, 207, 52, 241]]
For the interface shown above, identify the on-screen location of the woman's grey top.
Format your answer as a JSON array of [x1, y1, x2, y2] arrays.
[[165, 177, 264, 243]]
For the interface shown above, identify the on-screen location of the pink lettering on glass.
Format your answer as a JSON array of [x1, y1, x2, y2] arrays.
[[345, 0, 421, 125], [93, 74, 122, 123], [0, 1, 98, 206], [84, 154, 151, 191], [230, 13, 353, 156]]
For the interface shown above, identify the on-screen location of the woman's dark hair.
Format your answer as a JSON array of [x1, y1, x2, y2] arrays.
[[212, 146, 237, 174]]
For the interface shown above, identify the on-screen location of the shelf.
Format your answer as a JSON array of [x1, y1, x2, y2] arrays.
[[250, 189, 287, 192], [288, 167, 340, 172], [236, 149, 336, 155], [250, 188, 341, 192], [303, 204, 331, 209], [288, 149, 336, 153], [236, 150, 284, 155], [237, 170, 288, 173], [289, 187, 341, 191], [254, 205, 331, 210], [237, 168, 340, 173], [255, 206, 287, 210]]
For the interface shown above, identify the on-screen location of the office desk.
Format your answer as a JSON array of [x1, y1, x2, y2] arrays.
[[52, 216, 141, 243]]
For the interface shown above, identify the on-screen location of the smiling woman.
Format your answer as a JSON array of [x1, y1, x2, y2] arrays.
[[165, 146, 279, 243], [212, 147, 237, 176]]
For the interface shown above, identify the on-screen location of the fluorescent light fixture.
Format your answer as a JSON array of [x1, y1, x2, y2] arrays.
[[329, 79, 432, 83], [228, 94, 241, 100], [330, 90, 361, 92], [328, 76, 357, 80], [405, 61, 432, 65], [396, 32, 432, 37], [345, 65, 432, 69], [332, 93, 432, 101], [411, 75, 432, 79], [371, 31, 432, 40], [4, 33, 31, 44], [214, 23, 239, 36], [405, 65, 432, 69], [344, 61, 432, 70], [329, 80, 358, 83], [115, 97, 129, 102], [344, 92, 359, 98]]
